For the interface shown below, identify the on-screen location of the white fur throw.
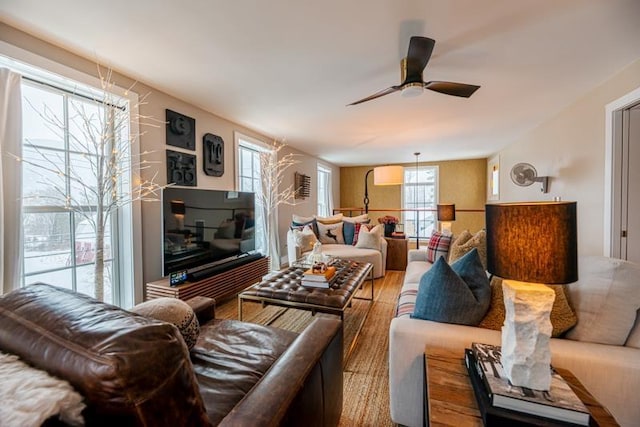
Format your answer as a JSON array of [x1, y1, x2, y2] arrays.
[[0, 351, 85, 426]]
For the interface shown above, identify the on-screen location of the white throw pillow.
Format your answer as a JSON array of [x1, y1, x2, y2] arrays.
[[292, 225, 318, 252], [355, 224, 382, 250], [565, 256, 640, 345], [317, 221, 345, 244], [343, 214, 369, 223]]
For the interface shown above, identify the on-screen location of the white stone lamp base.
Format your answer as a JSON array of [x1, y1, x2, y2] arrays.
[[501, 280, 556, 391]]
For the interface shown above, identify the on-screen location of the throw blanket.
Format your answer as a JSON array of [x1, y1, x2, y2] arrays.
[[0, 351, 85, 426]]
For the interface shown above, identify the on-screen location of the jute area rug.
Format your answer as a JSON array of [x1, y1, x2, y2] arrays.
[[216, 270, 404, 427]]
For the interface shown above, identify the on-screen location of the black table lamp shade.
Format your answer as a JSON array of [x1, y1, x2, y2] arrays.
[[485, 202, 578, 284], [170, 200, 186, 215], [437, 204, 456, 222]]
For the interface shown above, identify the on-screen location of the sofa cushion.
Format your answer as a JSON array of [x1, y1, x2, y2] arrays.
[[131, 297, 200, 350], [292, 218, 319, 237], [626, 312, 640, 348], [192, 319, 297, 425], [292, 225, 318, 252], [565, 256, 640, 345], [352, 222, 368, 246], [478, 277, 577, 337], [342, 214, 369, 223], [426, 230, 452, 263], [315, 213, 343, 224], [355, 224, 382, 250], [411, 249, 491, 325], [449, 229, 487, 269], [317, 221, 345, 244]]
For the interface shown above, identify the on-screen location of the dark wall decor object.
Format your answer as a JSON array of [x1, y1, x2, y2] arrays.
[[166, 109, 196, 150], [166, 150, 197, 186], [203, 133, 224, 177], [295, 172, 311, 199]]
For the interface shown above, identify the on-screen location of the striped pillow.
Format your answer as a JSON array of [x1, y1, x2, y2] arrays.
[[426, 231, 452, 263]]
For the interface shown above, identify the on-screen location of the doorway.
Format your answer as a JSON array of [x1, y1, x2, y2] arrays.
[[608, 89, 640, 262]]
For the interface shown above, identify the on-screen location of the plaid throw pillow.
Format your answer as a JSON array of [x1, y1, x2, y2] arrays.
[[426, 231, 452, 263]]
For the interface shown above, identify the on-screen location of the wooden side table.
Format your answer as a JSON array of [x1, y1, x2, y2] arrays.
[[384, 237, 408, 270], [424, 347, 619, 427]]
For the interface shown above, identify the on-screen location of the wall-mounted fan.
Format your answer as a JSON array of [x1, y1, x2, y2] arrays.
[[510, 163, 549, 193]]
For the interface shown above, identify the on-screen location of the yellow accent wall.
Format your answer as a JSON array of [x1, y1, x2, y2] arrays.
[[340, 159, 486, 239]]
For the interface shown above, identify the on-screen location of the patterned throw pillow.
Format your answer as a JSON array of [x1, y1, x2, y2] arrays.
[[292, 225, 318, 252], [131, 298, 200, 350], [426, 230, 452, 263], [344, 218, 371, 245], [317, 221, 345, 244], [355, 224, 382, 250], [412, 249, 491, 325], [291, 218, 318, 237], [352, 223, 367, 246], [478, 276, 577, 337], [449, 229, 487, 269]]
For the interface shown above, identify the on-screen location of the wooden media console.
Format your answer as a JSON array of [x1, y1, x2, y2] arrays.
[[145, 256, 269, 302]]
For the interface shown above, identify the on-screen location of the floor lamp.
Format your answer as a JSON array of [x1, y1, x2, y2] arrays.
[[363, 165, 403, 213]]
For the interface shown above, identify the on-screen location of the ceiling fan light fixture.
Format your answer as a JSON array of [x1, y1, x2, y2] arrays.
[[401, 82, 423, 98]]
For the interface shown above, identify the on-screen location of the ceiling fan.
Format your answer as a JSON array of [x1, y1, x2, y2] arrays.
[[347, 36, 480, 106]]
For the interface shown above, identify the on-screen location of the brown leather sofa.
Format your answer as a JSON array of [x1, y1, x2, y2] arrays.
[[0, 283, 343, 426]]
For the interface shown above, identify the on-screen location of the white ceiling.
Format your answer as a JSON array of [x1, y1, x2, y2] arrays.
[[2, 0, 640, 166]]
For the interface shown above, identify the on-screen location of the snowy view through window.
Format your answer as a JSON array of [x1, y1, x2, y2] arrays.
[[21, 81, 114, 302]]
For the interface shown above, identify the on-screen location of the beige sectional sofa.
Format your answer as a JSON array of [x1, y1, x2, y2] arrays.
[[389, 251, 640, 427], [286, 214, 388, 278]]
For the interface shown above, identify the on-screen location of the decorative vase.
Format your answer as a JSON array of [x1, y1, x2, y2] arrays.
[[384, 223, 395, 237]]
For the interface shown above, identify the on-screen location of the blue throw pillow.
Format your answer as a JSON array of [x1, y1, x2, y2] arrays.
[[343, 221, 355, 245], [411, 248, 491, 325]]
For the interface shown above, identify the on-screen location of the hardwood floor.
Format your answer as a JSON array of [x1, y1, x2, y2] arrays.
[[215, 270, 405, 426]]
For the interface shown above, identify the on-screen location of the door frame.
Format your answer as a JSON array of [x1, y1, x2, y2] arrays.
[[604, 86, 640, 257]]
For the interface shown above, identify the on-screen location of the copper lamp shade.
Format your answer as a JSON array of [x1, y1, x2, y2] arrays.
[[437, 204, 456, 222], [485, 202, 578, 284]]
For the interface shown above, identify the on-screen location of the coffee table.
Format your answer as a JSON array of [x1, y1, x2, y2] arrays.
[[238, 258, 374, 361]]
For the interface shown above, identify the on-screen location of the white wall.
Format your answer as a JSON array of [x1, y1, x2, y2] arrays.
[[0, 23, 340, 294], [490, 58, 640, 256]]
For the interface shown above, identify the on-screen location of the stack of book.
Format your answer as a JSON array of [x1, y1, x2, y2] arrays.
[[301, 266, 337, 288], [465, 343, 591, 426]]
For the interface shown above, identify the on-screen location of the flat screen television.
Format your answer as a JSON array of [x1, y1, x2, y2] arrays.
[[162, 187, 257, 276]]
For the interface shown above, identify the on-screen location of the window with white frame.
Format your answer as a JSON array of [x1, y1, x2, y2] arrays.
[[4, 58, 141, 308], [317, 164, 332, 217], [403, 166, 438, 240], [235, 134, 268, 255]]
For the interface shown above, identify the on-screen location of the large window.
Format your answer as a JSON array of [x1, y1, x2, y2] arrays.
[[235, 134, 268, 255], [317, 164, 332, 217], [4, 56, 141, 307], [403, 166, 438, 240]]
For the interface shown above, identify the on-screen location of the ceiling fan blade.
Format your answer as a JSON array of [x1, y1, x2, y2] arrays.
[[404, 36, 435, 83], [424, 81, 480, 98], [347, 86, 401, 106]]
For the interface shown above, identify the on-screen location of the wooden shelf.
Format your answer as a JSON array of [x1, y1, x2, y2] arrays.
[[145, 257, 269, 302]]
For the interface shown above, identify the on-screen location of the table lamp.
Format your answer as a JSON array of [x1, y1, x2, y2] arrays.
[[485, 201, 577, 390], [170, 200, 186, 230], [437, 203, 456, 234]]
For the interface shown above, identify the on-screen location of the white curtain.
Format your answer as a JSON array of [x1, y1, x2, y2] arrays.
[[0, 68, 23, 294]]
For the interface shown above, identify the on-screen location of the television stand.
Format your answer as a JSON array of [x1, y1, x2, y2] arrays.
[[145, 256, 269, 302]]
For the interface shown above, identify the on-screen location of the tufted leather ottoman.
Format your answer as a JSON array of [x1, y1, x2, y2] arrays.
[[238, 259, 373, 321]]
